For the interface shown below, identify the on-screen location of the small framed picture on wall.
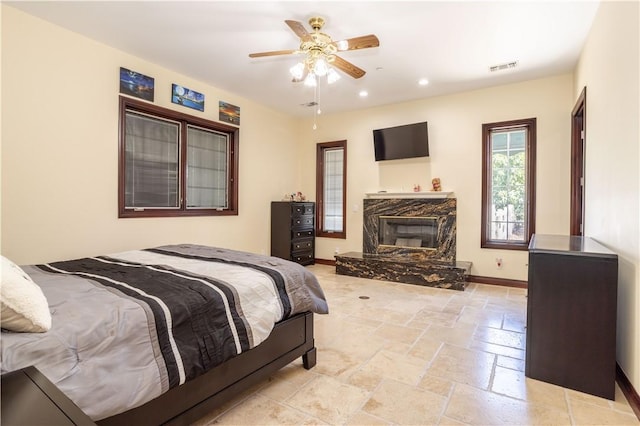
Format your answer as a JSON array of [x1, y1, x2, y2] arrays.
[[119, 67, 154, 102], [171, 84, 205, 111], [219, 101, 240, 125]]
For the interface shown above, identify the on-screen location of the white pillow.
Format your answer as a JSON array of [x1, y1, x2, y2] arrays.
[[1, 255, 52, 332]]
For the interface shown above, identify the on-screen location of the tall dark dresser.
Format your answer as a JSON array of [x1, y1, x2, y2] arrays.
[[526, 234, 618, 400], [271, 201, 315, 265]]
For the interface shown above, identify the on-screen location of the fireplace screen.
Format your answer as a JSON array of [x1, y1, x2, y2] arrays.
[[378, 216, 438, 249]]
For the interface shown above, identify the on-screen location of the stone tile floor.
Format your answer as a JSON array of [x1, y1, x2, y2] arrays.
[[195, 264, 639, 425]]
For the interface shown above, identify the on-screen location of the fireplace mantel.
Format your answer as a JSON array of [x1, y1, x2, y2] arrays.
[[365, 191, 453, 199]]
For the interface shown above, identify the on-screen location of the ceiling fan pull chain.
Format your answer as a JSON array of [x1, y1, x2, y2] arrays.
[[313, 80, 321, 130]]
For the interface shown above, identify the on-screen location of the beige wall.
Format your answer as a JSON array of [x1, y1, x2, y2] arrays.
[[299, 74, 574, 281], [1, 6, 300, 264], [574, 0, 640, 395]]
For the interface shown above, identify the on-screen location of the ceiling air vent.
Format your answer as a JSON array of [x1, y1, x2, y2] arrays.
[[489, 61, 518, 72]]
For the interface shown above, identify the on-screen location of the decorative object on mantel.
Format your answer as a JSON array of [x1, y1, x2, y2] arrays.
[[219, 101, 240, 125], [171, 84, 204, 112], [413, 184, 421, 192], [365, 191, 452, 199], [282, 192, 307, 202], [432, 177, 442, 191], [119, 67, 154, 102]]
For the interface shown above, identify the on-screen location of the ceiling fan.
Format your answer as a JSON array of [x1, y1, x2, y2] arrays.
[[249, 17, 379, 81]]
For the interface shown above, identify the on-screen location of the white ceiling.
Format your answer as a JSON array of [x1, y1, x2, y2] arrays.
[[7, 1, 600, 117]]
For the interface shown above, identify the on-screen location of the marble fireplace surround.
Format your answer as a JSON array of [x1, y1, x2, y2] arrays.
[[363, 197, 457, 261], [335, 195, 471, 291]]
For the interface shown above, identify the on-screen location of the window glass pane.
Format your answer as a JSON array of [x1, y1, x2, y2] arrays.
[[490, 220, 507, 240], [124, 112, 179, 208], [489, 127, 527, 242], [491, 151, 508, 170], [491, 168, 508, 188], [186, 126, 228, 209], [509, 222, 525, 240], [509, 130, 526, 150], [492, 132, 508, 151], [323, 148, 344, 232]]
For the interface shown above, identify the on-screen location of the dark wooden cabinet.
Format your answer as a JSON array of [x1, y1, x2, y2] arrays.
[[525, 234, 618, 400], [271, 201, 315, 265], [1, 366, 95, 425]]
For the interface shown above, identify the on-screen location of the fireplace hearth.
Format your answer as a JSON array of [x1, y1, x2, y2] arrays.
[[335, 196, 471, 291]]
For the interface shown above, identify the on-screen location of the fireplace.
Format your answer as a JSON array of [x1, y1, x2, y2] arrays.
[[363, 197, 457, 262], [336, 195, 470, 290], [378, 216, 438, 250]]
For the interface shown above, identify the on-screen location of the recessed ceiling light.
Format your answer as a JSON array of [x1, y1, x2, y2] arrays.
[[359, 90, 368, 97], [419, 78, 429, 86]]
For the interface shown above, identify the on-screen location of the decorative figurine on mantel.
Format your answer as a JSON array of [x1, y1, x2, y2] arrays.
[[432, 178, 442, 192], [413, 184, 421, 192]]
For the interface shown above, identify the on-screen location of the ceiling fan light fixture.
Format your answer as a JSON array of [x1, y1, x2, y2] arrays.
[[313, 57, 329, 76], [303, 73, 317, 87], [336, 40, 349, 51], [249, 17, 379, 83], [327, 68, 341, 84], [290, 62, 305, 80]]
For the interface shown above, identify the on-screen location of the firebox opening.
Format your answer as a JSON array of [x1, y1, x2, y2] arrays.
[[378, 216, 438, 250]]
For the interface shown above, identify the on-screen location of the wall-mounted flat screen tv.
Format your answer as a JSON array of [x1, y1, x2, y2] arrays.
[[373, 121, 429, 161]]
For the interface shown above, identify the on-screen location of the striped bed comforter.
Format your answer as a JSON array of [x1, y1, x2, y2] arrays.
[[0, 244, 328, 420]]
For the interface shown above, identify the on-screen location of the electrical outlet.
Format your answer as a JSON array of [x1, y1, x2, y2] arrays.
[[495, 258, 503, 269]]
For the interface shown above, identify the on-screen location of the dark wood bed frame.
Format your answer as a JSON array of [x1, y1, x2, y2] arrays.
[[97, 311, 316, 426]]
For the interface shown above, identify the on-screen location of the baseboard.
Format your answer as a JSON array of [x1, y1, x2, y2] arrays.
[[467, 275, 528, 288], [617, 363, 640, 420], [314, 258, 336, 266]]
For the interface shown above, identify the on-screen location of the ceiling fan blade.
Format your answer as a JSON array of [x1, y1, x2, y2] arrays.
[[285, 20, 312, 42], [332, 55, 366, 79], [249, 49, 297, 58], [332, 34, 380, 51]]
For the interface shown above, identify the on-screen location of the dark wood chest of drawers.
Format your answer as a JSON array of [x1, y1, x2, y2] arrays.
[[271, 201, 315, 265], [525, 234, 618, 400]]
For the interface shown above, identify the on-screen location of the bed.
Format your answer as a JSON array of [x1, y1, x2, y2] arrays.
[[0, 244, 328, 425]]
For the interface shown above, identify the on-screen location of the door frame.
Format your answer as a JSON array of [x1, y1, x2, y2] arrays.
[[570, 87, 587, 236]]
